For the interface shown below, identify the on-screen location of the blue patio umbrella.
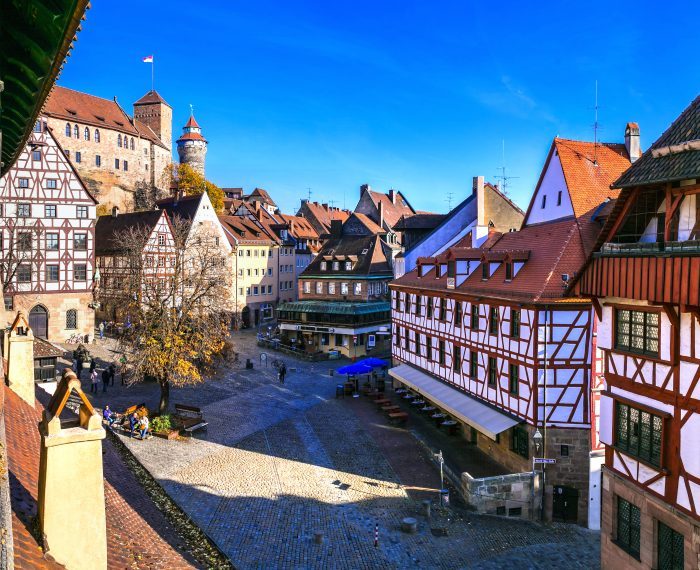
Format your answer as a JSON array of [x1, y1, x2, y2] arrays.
[[357, 357, 388, 368], [337, 363, 373, 375]]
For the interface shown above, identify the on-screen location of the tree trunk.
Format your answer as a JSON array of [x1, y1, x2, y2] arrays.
[[159, 378, 170, 414]]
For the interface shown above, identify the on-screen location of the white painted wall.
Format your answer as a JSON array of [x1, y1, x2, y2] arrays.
[[524, 151, 574, 226], [588, 453, 604, 530]]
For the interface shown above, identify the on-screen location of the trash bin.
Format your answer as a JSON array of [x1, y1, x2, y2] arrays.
[[335, 384, 344, 399], [439, 489, 450, 506]]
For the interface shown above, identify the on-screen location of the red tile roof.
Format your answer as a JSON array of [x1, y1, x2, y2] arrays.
[[277, 213, 320, 240], [219, 215, 277, 245], [176, 131, 206, 142], [44, 86, 138, 135], [366, 190, 415, 228], [395, 218, 587, 303], [3, 385, 195, 569], [299, 201, 351, 233], [351, 212, 384, 234], [133, 90, 170, 107], [183, 115, 200, 129]]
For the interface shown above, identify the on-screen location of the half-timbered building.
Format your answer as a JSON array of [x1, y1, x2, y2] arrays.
[[0, 118, 98, 342], [390, 132, 633, 527], [578, 101, 700, 569], [95, 208, 176, 320]]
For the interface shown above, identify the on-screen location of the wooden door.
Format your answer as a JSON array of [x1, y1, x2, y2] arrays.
[[29, 305, 48, 339]]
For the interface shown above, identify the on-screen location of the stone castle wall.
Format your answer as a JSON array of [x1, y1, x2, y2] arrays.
[[461, 471, 540, 519]]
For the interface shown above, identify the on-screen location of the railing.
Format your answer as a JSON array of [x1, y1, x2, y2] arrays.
[[599, 240, 700, 256]]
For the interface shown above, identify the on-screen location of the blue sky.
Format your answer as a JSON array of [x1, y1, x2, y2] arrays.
[[59, 0, 700, 214]]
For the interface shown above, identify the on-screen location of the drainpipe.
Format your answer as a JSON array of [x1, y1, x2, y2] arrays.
[[542, 304, 549, 521]]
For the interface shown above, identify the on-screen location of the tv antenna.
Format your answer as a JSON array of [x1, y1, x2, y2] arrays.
[[593, 80, 600, 165], [495, 139, 518, 195], [306, 187, 312, 201], [445, 192, 454, 211], [328, 199, 338, 207]]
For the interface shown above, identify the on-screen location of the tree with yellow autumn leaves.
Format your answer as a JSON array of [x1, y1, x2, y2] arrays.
[[168, 163, 225, 213], [104, 215, 231, 413]]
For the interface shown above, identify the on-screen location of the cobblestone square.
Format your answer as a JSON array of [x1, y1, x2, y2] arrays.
[[78, 332, 600, 569]]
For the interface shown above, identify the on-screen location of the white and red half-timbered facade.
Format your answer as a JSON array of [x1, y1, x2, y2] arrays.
[[390, 132, 633, 527], [95, 208, 177, 321], [578, 104, 700, 569], [0, 118, 97, 342]]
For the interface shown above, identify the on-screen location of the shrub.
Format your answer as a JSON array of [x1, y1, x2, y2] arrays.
[[151, 414, 172, 432]]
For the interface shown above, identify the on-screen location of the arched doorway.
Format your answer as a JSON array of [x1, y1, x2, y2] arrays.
[[241, 306, 251, 328], [29, 305, 48, 339]]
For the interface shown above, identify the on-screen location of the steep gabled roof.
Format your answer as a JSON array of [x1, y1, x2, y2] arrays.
[[350, 212, 384, 235], [276, 213, 320, 240], [95, 210, 166, 255], [393, 213, 446, 231], [44, 86, 139, 135], [365, 189, 415, 228], [303, 234, 393, 277], [299, 201, 351, 233], [219, 215, 278, 245], [614, 95, 700, 189], [249, 187, 276, 206], [156, 193, 204, 222]]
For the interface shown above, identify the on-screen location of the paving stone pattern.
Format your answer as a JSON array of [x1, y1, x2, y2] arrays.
[[74, 332, 600, 569]]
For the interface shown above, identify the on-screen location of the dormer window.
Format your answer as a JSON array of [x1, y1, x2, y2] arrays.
[[482, 263, 489, 280], [332, 261, 339, 271], [320, 261, 327, 271], [345, 261, 352, 271], [505, 262, 512, 281]]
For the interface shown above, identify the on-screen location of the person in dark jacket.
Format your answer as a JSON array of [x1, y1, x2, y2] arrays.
[[108, 364, 116, 386], [101, 368, 109, 393]]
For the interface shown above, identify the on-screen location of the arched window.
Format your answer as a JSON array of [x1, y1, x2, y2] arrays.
[[66, 309, 77, 330], [130, 138, 135, 150], [84, 127, 90, 141], [65, 123, 71, 137], [73, 125, 79, 138], [117, 134, 122, 148], [94, 129, 100, 143]]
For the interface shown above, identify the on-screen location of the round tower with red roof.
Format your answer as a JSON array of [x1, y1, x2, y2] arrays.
[[176, 111, 207, 176]]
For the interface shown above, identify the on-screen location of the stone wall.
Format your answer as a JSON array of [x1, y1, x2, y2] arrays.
[[461, 471, 540, 519], [601, 468, 700, 570], [3, 292, 94, 343]]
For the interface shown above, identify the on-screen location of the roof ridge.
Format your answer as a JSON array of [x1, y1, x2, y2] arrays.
[[52, 84, 117, 105]]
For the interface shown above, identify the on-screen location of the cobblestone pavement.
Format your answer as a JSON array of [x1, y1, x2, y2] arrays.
[[59, 331, 600, 569]]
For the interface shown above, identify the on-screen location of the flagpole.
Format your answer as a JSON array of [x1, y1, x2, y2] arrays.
[[151, 58, 154, 92]]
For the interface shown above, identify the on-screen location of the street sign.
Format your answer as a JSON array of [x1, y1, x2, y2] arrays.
[[533, 458, 556, 465]]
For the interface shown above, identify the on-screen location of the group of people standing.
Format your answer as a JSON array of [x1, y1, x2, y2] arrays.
[[76, 359, 116, 394]]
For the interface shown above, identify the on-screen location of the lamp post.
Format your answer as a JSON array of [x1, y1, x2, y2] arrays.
[[532, 428, 543, 521], [437, 450, 445, 506]]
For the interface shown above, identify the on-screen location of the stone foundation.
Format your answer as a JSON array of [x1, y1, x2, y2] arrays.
[[461, 471, 540, 519], [601, 468, 700, 570]]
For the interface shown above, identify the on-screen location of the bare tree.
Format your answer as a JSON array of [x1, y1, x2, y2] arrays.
[[0, 213, 38, 303], [100, 215, 232, 412]]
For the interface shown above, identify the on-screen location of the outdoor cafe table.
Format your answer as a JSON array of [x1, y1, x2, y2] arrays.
[[395, 388, 407, 394], [431, 412, 446, 427], [442, 419, 458, 435], [421, 405, 436, 414], [411, 399, 425, 406], [402, 393, 416, 400]]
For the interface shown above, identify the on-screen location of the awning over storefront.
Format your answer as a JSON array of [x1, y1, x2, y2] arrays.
[[389, 363, 521, 440]]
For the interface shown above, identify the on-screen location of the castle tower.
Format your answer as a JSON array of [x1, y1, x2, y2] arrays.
[[133, 90, 173, 150], [176, 112, 207, 177]]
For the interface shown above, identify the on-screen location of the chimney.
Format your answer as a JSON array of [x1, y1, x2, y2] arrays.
[[301, 198, 309, 206], [330, 219, 343, 237], [111, 206, 119, 218], [360, 183, 371, 196], [625, 122, 641, 163], [378, 200, 384, 228], [388, 189, 397, 204], [322, 203, 328, 209], [473, 176, 485, 224]]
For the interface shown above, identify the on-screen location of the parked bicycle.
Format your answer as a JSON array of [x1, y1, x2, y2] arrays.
[[65, 333, 83, 344]]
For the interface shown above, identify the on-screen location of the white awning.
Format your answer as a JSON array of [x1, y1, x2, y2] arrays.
[[389, 363, 521, 440]]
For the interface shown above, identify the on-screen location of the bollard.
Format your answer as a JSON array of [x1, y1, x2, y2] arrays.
[[313, 531, 324, 545], [374, 523, 378, 547], [401, 517, 417, 534], [421, 499, 431, 518]]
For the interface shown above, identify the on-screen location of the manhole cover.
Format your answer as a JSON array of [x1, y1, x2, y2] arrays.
[[431, 528, 448, 537]]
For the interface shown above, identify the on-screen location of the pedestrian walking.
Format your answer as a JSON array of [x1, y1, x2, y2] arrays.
[[99, 321, 105, 340], [108, 364, 116, 386], [90, 368, 99, 393], [279, 362, 287, 384], [119, 355, 127, 385], [89, 359, 97, 374], [101, 368, 109, 393]]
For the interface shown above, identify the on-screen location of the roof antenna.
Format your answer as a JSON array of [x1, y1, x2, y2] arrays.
[[593, 80, 599, 166], [495, 139, 519, 195], [445, 192, 454, 211], [306, 187, 312, 202]]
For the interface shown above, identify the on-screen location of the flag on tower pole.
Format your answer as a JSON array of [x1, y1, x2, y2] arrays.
[[142, 55, 154, 90]]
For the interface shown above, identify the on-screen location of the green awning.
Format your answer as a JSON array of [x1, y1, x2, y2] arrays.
[[0, 0, 90, 174], [278, 300, 390, 315]]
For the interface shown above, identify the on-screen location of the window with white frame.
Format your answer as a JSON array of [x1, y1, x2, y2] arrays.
[[329, 282, 336, 294], [316, 282, 323, 294], [341, 282, 348, 295], [304, 282, 311, 293], [320, 261, 327, 271], [354, 282, 361, 295]]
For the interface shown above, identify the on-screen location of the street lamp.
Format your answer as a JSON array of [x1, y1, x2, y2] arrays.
[[532, 428, 543, 521]]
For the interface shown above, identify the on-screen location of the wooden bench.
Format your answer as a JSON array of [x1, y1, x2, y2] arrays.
[[174, 404, 208, 435], [381, 405, 400, 412], [374, 399, 391, 406], [388, 411, 409, 424]]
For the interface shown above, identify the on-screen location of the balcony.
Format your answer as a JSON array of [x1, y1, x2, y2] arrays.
[[598, 240, 700, 256]]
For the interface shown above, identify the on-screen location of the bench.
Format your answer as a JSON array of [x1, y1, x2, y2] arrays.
[[374, 399, 391, 406], [381, 405, 400, 412], [388, 411, 409, 425], [174, 404, 208, 435]]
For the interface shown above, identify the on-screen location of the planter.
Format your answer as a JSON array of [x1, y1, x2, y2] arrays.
[[153, 429, 179, 440]]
